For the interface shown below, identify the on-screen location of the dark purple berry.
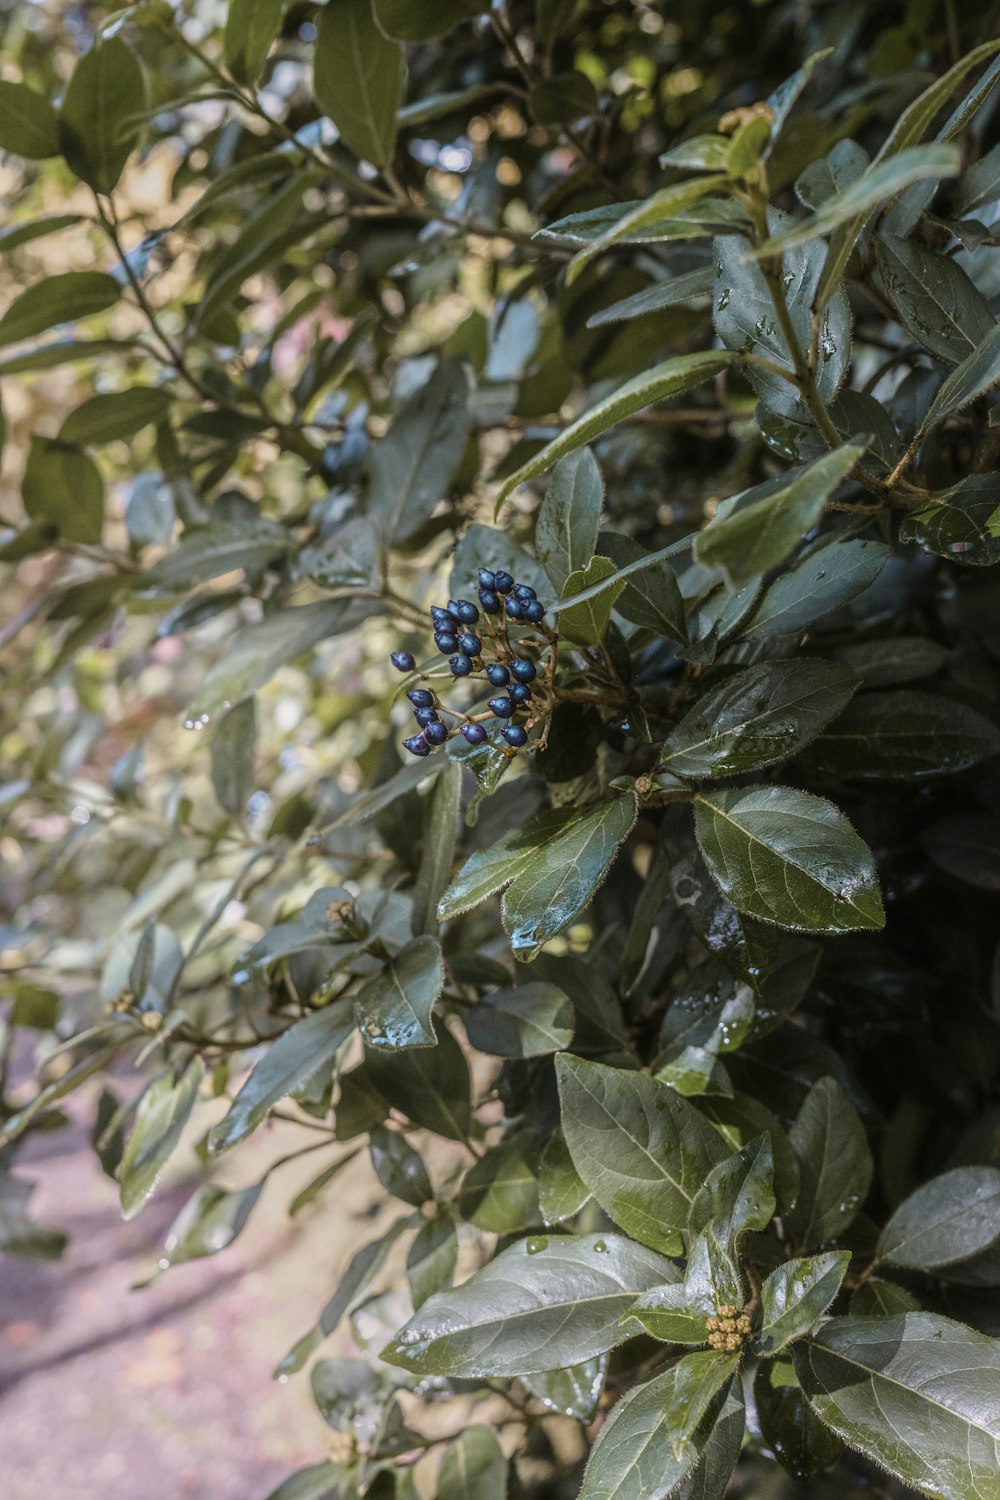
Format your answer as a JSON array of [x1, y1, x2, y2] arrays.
[[414, 706, 439, 727], [489, 695, 516, 719], [494, 570, 514, 594], [477, 568, 496, 589], [403, 734, 431, 757], [457, 632, 481, 656], [511, 658, 536, 683], [513, 583, 536, 601], [424, 720, 448, 745], [461, 722, 487, 744], [449, 654, 473, 677], [502, 724, 527, 748], [508, 682, 532, 704], [479, 589, 501, 614], [522, 600, 545, 623], [406, 688, 434, 708], [454, 599, 479, 624], [486, 663, 510, 686], [435, 632, 458, 653], [390, 651, 415, 672], [504, 596, 524, 619]]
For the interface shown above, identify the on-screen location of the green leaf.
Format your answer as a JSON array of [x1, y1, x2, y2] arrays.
[[0, 215, 86, 254], [369, 1125, 433, 1206], [264, 1462, 344, 1500], [597, 532, 687, 642], [0, 80, 60, 158], [314, 0, 404, 167], [529, 70, 599, 126], [383, 1232, 679, 1377], [327, 756, 446, 831], [578, 1354, 739, 1500], [523, 1357, 606, 1422], [59, 36, 146, 194], [755, 1252, 850, 1355], [0, 336, 137, 374], [763, 48, 831, 157], [210, 699, 257, 817], [354, 936, 444, 1050], [800, 690, 1000, 781], [755, 1362, 843, 1482], [540, 197, 748, 247], [223, 0, 283, 83], [458, 1135, 540, 1233], [538, 1132, 591, 1226], [148, 521, 292, 586], [585, 268, 715, 328], [22, 435, 104, 544], [694, 786, 884, 934], [566, 175, 732, 286], [59, 386, 173, 445], [158, 1180, 263, 1267], [558, 556, 624, 645], [829, 636, 948, 688], [412, 761, 460, 934], [450, 521, 549, 602], [694, 442, 866, 584], [373, 0, 481, 39], [795, 138, 869, 211], [187, 598, 368, 720], [675, 1379, 745, 1500], [880, 40, 1000, 159], [878, 1167, 1000, 1271], [438, 1426, 507, 1499], [369, 360, 470, 543], [786, 1077, 872, 1248], [208, 999, 355, 1154], [465, 982, 574, 1057], [494, 352, 736, 508], [119, 1058, 204, 1219], [850, 1279, 921, 1318], [659, 659, 857, 780], [366, 1018, 471, 1141], [196, 180, 318, 326], [408, 1213, 458, 1307], [876, 233, 993, 365], [794, 1312, 1000, 1499], [438, 806, 576, 920], [688, 1136, 776, 1247], [713, 213, 849, 419], [744, 538, 890, 639], [501, 791, 638, 960], [556, 1055, 726, 1254], [535, 447, 602, 593], [750, 145, 961, 258], [956, 140, 1000, 214], [923, 323, 1000, 427], [624, 1281, 713, 1345], [0, 271, 120, 348]]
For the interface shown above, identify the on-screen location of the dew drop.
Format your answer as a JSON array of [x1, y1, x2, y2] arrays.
[[526, 1235, 549, 1255]]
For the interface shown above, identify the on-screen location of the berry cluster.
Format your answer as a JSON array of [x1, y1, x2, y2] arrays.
[[390, 569, 550, 758], [705, 1305, 752, 1352]]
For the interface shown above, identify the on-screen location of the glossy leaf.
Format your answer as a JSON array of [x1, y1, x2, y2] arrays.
[[786, 1077, 872, 1248], [438, 806, 577, 920], [59, 36, 146, 194], [369, 360, 469, 542], [0, 271, 120, 347], [755, 1252, 850, 1354], [659, 659, 857, 780], [369, 1125, 434, 1207], [597, 531, 687, 641], [674, 1379, 745, 1500], [407, 1213, 458, 1308], [366, 1019, 471, 1141], [688, 1136, 776, 1247], [158, 1180, 263, 1267], [566, 175, 732, 285], [458, 1135, 540, 1233], [878, 1167, 1000, 1271], [900, 476, 1000, 568], [558, 556, 623, 645], [744, 538, 890, 639], [465, 983, 574, 1057], [383, 1232, 678, 1377], [523, 1356, 606, 1422], [412, 763, 461, 935], [437, 1426, 507, 1499], [535, 447, 602, 592], [694, 786, 885, 934], [875, 234, 993, 365], [924, 323, 1000, 428], [585, 268, 715, 328], [800, 690, 1000, 781], [538, 1131, 591, 1226], [314, 0, 404, 167], [755, 1363, 843, 1481], [120, 1058, 204, 1218], [556, 1055, 726, 1253], [794, 1313, 1000, 1498]]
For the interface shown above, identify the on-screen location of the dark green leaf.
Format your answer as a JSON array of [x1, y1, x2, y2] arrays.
[[688, 1136, 776, 1247], [0, 80, 60, 158], [744, 538, 890, 639], [208, 999, 355, 1154], [22, 435, 104, 543], [924, 815, 1000, 891], [438, 806, 576, 920], [794, 1312, 1000, 1498], [465, 983, 574, 1057], [59, 386, 173, 445], [119, 1058, 204, 1218], [900, 476, 1000, 568], [438, 1426, 507, 1499], [373, 0, 481, 40], [923, 323, 1000, 428], [597, 531, 687, 641], [567, 176, 732, 286], [755, 1252, 850, 1354], [211, 698, 257, 816], [878, 1167, 1000, 1271], [59, 36, 146, 194], [158, 1180, 263, 1267], [694, 786, 884, 934], [529, 71, 599, 125], [223, 0, 283, 83], [829, 637, 948, 688], [369, 1125, 433, 1206], [674, 1378, 745, 1500], [585, 268, 715, 328], [408, 1212, 458, 1307], [458, 1135, 540, 1232], [875, 234, 993, 365], [369, 361, 470, 543], [786, 1077, 872, 1249], [384, 1232, 677, 1377], [523, 1357, 606, 1422], [850, 1278, 921, 1317], [314, 0, 404, 167], [354, 937, 444, 1050], [412, 762, 460, 935], [558, 556, 624, 645], [0, 271, 120, 348], [800, 690, 1000, 781], [755, 1362, 843, 1481], [366, 1019, 471, 1141], [659, 659, 857, 780], [535, 447, 602, 593], [539, 1131, 591, 1226], [556, 1055, 726, 1254]]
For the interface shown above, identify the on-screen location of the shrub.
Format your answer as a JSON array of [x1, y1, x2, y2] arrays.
[[3, 2, 1000, 1496]]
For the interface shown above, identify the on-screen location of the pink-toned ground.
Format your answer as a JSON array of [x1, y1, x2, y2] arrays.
[[0, 1112, 378, 1499]]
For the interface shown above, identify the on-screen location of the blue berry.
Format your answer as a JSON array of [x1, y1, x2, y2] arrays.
[[425, 720, 448, 745], [479, 589, 501, 614], [511, 658, 536, 683], [513, 583, 536, 601], [494, 570, 514, 594], [486, 663, 511, 686], [457, 632, 481, 656], [390, 651, 415, 672], [449, 654, 473, 677], [502, 724, 528, 748], [430, 606, 456, 627], [505, 596, 524, 619], [454, 599, 479, 624], [435, 632, 458, 653], [414, 706, 438, 727], [522, 600, 545, 623], [489, 695, 516, 719], [461, 722, 487, 744], [508, 682, 532, 704], [406, 688, 434, 708], [403, 734, 431, 757], [477, 568, 496, 589], [447, 599, 463, 617]]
